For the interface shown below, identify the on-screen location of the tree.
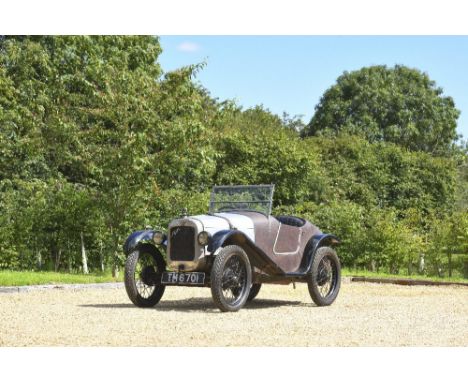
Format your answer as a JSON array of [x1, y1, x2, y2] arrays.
[[455, 141, 468, 210], [303, 65, 460, 155], [0, 36, 166, 274], [427, 210, 468, 278], [309, 134, 457, 213], [212, 106, 329, 205], [0, 36, 222, 274]]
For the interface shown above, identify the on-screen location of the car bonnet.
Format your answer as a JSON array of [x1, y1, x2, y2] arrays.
[[189, 213, 255, 242]]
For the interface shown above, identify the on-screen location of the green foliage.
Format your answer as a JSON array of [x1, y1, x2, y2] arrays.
[[310, 134, 457, 213], [426, 211, 468, 277], [303, 65, 460, 155], [455, 149, 468, 210], [213, 106, 329, 205]]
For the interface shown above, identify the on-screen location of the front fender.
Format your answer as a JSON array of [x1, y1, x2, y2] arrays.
[[123, 230, 166, 255], [208, 229, 234, 253]]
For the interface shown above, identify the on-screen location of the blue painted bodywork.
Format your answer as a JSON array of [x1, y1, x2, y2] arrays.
[[123, 230, 167, 255], [207, 229, 234, 253], [309, 233, 340, 254]]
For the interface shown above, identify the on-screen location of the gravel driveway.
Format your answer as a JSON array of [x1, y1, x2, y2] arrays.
[[1, 281, 467, 346]]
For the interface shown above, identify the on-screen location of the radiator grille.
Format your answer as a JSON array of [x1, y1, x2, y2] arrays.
[[169, 226, 195, 261]]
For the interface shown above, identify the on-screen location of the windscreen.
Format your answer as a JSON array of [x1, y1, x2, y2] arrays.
[[209, 185, 275, 215]]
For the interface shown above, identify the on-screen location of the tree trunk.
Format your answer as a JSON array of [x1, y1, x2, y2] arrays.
[[112, 250, 119, 278], [55, 249, 61, 272], [99, 239, 105, 273], [370, 260, 376, 272], [37, 251, 42, 270], [418, 253, 425, 274], [81, 231, 89, 274], [68, 253, 73, 273], [111, 234, 121, 278], [448, 252, 452, 278]]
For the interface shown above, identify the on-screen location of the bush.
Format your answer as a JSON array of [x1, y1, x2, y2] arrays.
[[0, 248, 20, 270], [214, 128, 329, 206]]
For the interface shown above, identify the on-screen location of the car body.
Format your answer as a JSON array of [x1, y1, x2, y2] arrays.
[[123, 185, 341, 312]]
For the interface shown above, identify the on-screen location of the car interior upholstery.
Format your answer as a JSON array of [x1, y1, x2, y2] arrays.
[[274, 215, 306, 227]]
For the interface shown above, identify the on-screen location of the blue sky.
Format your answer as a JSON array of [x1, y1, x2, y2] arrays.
[[159, 36, 468, 140]]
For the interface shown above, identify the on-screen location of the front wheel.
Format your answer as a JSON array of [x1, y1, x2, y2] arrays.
[[210, 245, 252, 312], [307, 246, 341, 306], [124, 245, 166, 307]]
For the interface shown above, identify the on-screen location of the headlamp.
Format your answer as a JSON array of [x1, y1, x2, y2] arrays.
[[153, 231, 165, 245], [197, 231, 210, 246]]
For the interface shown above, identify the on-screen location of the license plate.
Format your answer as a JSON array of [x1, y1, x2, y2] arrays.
[[161, 272, 205, 285]]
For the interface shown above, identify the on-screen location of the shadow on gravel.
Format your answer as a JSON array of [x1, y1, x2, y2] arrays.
[[80, 303, 136, 309], [245, 299, 309, 309], [80, 298, 309, 312]]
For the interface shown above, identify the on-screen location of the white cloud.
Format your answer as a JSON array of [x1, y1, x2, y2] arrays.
[[177, 41, 200, 52]]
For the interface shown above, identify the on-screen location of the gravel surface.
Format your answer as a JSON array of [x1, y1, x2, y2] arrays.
[[0, 282, 123, 294], [0, 281, 467, 346]]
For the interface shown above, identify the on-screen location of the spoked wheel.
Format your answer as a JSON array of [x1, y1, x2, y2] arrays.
[[124, 245, 166, 307], [307, 246, 341, 306], [247, 283, 262, 302], [211, 245, 252, 312]]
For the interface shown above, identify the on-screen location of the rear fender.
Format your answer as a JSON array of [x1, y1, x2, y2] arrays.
[[123, 230, 167, 255], [209, 230, 285, 276], [299, 233, 340, 273]]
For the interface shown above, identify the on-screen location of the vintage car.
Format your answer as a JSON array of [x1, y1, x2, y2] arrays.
[[123, 185, 341, 312]]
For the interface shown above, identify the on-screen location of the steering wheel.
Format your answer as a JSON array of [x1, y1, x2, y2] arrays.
[[217, 205, 235, 212]]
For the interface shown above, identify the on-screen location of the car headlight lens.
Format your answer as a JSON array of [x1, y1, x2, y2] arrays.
[[197, 231, 210, 246], [153, 231, 165, 245]]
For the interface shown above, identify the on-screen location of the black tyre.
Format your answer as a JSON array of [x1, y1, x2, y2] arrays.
[[247, 283, 262, 302], [307, 246, 341, 306], [210, 245, 252, 312], [124, 245, 166, 308]]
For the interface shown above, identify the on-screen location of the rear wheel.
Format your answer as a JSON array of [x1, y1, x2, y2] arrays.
[[307, 246, 341, 306], [211, 245, 252, 312], [124, 245, 166, 307], [247, 283, 262, 301]]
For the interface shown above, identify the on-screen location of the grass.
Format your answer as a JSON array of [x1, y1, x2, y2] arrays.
[[0, 270, 123, 287], [0, 268, 466, 287], [342, 268, 467, 283]]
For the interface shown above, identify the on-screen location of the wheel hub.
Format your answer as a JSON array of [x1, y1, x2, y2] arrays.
[[140, 265, 158, 286]]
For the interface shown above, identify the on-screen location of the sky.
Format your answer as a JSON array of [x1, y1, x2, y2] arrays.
[[159, 36, 468, 140]]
